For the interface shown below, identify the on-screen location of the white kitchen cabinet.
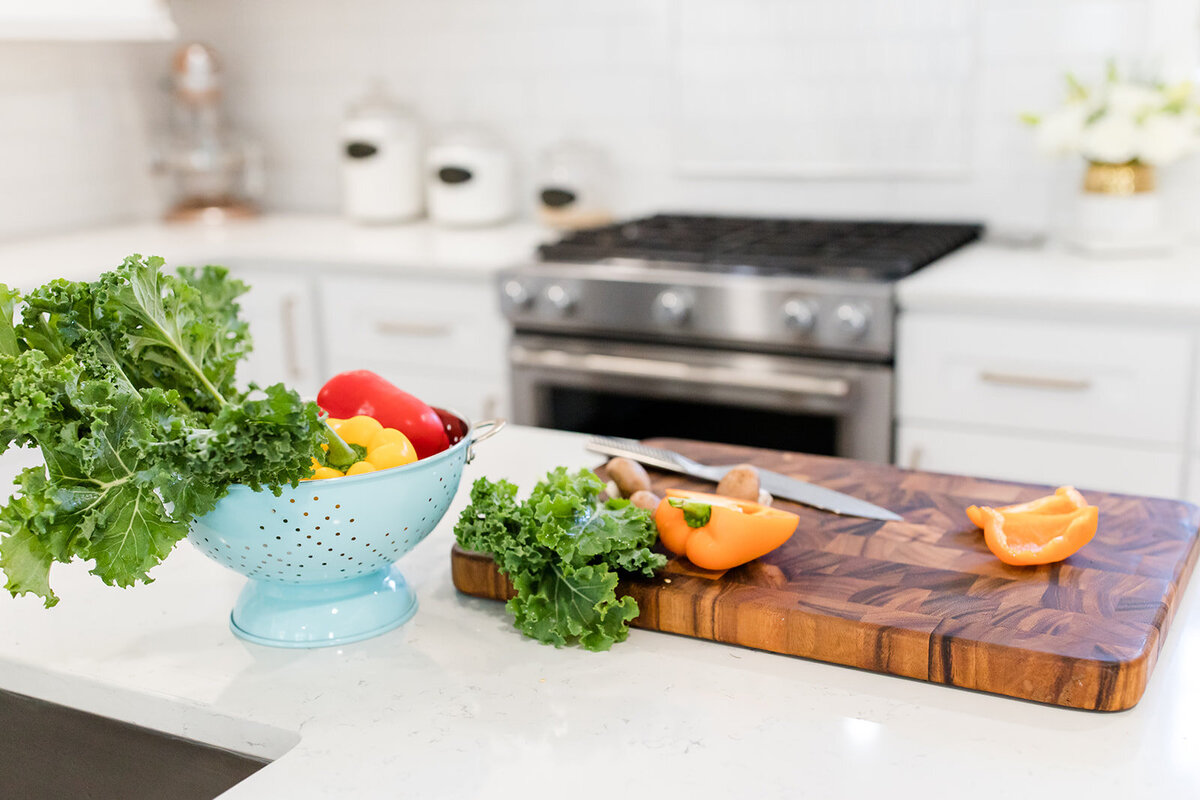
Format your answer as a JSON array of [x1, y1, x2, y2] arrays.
[[896, 423, 1185, 499], [896, 311, 1196, 499], [898, 314, 1191, 445], [1187, 458, 1200, 504], [318, 274, 506, 422], [229, 268, 322, 398]]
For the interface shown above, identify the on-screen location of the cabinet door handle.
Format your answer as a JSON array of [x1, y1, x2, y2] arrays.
[[281, 294, 303, 381], [375, 321, 454, 338], [979, 371, 1091, 392]]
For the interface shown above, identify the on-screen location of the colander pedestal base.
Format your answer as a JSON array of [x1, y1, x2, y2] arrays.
[[229, 565, 417, 648]]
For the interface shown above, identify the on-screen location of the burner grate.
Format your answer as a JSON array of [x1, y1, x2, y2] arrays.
[[538, 214, 983, 279]]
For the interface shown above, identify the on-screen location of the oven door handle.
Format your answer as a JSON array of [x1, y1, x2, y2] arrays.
[[509, 346, 851, 398]]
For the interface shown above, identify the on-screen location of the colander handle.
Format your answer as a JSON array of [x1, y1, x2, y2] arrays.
[[467, 418, 506, 463]]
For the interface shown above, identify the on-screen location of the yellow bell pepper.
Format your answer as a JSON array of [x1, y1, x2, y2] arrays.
[[305, 415, 418, 480]]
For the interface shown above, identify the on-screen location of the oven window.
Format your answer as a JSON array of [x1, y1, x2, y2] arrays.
[[544, 386, 839, 456]]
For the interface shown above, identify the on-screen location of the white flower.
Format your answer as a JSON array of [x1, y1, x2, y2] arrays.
[[1080, 114, 1139, 163], [1138, 113, 1198, 165], [1034, 104, 1089, 156], [1104, 82, 1162, 119]]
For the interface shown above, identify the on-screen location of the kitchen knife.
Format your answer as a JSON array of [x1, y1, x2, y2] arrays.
[[586, 436, 903, 522]]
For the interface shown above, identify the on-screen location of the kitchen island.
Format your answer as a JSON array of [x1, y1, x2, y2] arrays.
[[0, 425, 1197, 799]]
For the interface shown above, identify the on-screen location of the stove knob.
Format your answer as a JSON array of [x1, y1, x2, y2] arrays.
[[834, 302, 871, 340], [781, 298, 817, 333], [652, 289, 691, 326], [503, 279, 532, 310], [543, 283, 576, 315]]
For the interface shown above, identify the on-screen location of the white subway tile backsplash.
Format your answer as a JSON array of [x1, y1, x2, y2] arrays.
[[3, 0, 1192, 241]]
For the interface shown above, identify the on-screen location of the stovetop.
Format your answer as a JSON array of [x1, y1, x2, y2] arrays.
[[538, 214, 984, 280]]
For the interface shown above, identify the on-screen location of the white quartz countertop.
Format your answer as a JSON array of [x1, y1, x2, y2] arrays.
[[0, 214, 552, 288], [898, 239, 1200, 321], [0, 425, 1198, 799]]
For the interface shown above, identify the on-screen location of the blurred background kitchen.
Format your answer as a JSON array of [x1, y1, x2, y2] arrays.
[[3, 0, 1200, 501], [2, 0, 1197, 239]]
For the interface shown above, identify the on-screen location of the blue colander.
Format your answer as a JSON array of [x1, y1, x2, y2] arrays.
[[189, 411, 503, 648]]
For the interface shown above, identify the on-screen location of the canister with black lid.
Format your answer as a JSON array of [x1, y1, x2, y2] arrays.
[[341, 82, 423, 224], [536, 141, 613, 230], [426, 126, 516, 227]]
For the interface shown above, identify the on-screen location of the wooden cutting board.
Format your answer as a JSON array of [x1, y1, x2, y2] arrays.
[[450, 438, 1200, 711]]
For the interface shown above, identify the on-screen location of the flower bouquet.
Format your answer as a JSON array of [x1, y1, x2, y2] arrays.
[[1025, 66, 1199, 253]]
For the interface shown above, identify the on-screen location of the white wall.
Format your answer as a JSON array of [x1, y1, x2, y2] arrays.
[[0, 42, 168, 241], [168, 0, 1200, 237]]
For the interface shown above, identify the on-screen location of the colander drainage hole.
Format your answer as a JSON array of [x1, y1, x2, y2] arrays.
[[350, 536, 356, 541], [275, 536, 281, 540], [349, 518, 355, 523], [289, 499, 295, 504], [334, 504, 341, 509], [258, 525, 265, 531]]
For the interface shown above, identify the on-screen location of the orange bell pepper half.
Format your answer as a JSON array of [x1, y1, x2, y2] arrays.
[[965, 486, 1088, 528], [654, 489, 799, 571], [965, 486, 1098, 566]]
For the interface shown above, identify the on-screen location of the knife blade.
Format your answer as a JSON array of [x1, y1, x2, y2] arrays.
[[586, 436, 902, 522]]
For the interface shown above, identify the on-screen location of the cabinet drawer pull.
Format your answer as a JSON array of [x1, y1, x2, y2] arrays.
[[281, 294, 303, 381], [979, 371, 1091, 392], [374, 321, 454, 338]]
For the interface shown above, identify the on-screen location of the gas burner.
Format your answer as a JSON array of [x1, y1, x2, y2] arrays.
[[537, 214, 983, 281]]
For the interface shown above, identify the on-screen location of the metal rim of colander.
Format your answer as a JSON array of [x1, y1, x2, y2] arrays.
[[222, 408, 477, 496]]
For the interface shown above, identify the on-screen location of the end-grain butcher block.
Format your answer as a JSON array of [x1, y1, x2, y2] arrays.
[[451, 438, 1200, 711]]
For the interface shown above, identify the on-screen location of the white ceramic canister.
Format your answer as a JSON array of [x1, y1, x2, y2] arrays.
[[341, 83, 423, 224], [426, 127, 516, 227], [536, 140, 613, 230]]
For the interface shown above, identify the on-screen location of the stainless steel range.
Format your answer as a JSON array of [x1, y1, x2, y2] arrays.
[[499, 214, 981, 462]]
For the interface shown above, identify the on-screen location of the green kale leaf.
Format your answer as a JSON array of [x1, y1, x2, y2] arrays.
[[0, 256, 325, 606], [454, 467, 666, 651]]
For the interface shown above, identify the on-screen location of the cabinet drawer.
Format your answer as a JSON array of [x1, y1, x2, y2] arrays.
[[232, 269, 322, 398], [896, 423, 1184, 499], [319, 275, 507, 372], [897, 315, 1191, 445]]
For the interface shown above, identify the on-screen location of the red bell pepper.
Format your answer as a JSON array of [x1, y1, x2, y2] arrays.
[[317, 370, 450, 459]]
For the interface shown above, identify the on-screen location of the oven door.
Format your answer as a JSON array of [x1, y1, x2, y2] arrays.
[[508, 334, 893, 462]]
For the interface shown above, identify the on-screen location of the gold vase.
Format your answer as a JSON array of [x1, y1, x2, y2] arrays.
[[1083, 161, 1155, 195]]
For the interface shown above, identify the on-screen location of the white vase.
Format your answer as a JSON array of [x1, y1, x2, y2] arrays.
[[1067, 162, 1172, 256]]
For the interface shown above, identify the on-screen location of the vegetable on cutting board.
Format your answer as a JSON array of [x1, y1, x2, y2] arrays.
[[654, 488, 799, 571], [965, 486, 1099, 566], [454, 468, 666, 651], [317, 369, 449, 459], [0, 256, 326, 606]]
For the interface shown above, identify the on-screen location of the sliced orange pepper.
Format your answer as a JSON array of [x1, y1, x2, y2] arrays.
[[973, 504, 1099, 566], [654, 489, 799, 571], [966, 486, 1088, 528]]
